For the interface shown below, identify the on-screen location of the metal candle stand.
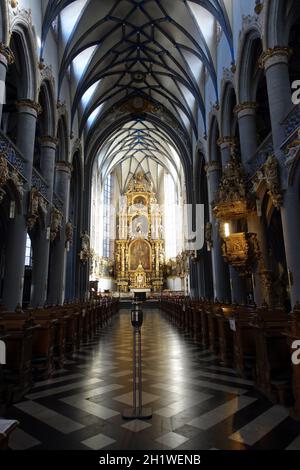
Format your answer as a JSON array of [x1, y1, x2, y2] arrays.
[[122, 298, 152, 420]]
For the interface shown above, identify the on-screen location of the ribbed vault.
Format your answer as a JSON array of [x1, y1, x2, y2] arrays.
[[94, 118, 183, 194], [42, 0, 233, 143]]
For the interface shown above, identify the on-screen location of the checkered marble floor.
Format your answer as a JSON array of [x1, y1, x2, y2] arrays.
[[4, 309, 300, 450]]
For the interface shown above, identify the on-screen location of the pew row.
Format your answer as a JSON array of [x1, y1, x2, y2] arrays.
[[0, 298, 119, 406]]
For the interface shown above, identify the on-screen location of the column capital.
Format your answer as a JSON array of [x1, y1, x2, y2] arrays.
[[40, 136, 59, 148], [16, 99, 42, 116], [55, 161, 73, 174], [205, 161, 222, 174], [234, 102, 257, 118], [0, 43, 15, 64], [217, 136, 236, 149], [259, 46, 292, 70]]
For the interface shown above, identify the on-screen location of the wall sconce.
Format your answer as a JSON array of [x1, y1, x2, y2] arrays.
[[220, 221, 231, 239], [224, 222, 230, 238]]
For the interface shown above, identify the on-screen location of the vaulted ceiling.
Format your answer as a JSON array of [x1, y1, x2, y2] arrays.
[[94, 119, 183, 193], [41, 0, 233, 185]]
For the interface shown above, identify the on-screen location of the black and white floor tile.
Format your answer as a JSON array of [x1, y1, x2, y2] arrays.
[[3, 309, 300, 450]]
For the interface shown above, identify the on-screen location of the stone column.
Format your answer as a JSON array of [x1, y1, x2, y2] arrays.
[[261, 47, 292, 149], [206, 162, 230, 302], [31, 137, 58, 308], [47, 162, 72, 305], [234, 102, 257, 171], [217, 137, 235, 166], [262, 47, 300, 306], [235, 102, 270, 305], [2, 100, 40, 310], [0, 44, 14, 123]]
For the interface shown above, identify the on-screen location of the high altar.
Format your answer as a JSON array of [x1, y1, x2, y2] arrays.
[[115, 173, 165, 293]]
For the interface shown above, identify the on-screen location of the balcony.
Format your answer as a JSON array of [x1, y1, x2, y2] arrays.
[[281, 104, 300, 144], [0, 130, 26, 180], [247, 132, 274, 176], [0, 131, 64, 212], [31, 167, 49, 201], [52, 192, 64, 212]]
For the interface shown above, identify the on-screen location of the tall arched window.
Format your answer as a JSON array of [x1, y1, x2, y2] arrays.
[[103, 174, 112, 258], [164, 173, 180, 260]]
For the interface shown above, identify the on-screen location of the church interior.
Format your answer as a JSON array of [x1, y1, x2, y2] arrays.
[[1, 0, 300, 452]]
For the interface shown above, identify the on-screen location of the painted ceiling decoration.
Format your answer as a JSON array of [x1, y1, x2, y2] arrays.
[[41, 0, 233, 146]]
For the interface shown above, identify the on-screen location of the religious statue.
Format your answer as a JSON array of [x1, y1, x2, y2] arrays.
[[136, 222, 142, 234], [263, 155, 283, 209], [80, 231, 91, 262]]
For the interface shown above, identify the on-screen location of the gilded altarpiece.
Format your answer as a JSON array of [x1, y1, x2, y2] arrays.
[[115, 173, 165, 292]]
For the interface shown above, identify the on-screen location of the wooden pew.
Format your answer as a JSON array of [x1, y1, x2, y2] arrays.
[[199, 301, 210, 349], [228, 305, 257, 378], [191, 302, 202, 341], [0, 419, 19, 450], [206, 303, 221, 354], [30, 308, 57, 380], [250, 305, 292, 404], [285, 303, 300, 419], [215, 304, 234, 366], [0, 308, 37, 402]]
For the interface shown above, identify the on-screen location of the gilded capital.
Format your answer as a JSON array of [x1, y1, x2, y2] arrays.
[[205, 161, 222, 173], [234, 102, 257, 117], [56, 161, 73, 173], [259, 47, 291, 70], [16, 99, 42, 115], [217, 136, 236, 148], [40, 136, 59, 147], [0, 43, 15, 64]]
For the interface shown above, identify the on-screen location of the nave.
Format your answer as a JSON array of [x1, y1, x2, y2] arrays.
[[4, 309, 300, 451]]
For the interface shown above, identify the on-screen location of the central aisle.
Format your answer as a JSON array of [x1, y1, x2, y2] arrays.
[[5, 309, 300, 450]]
